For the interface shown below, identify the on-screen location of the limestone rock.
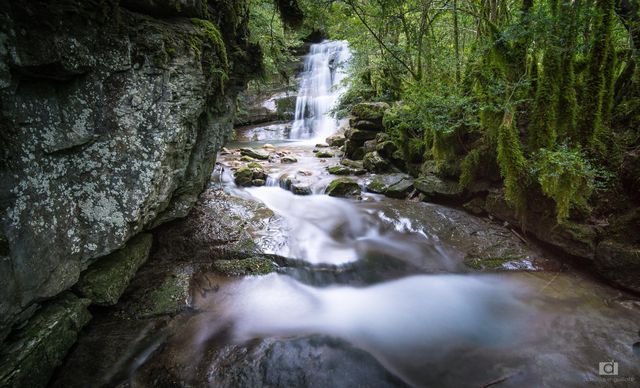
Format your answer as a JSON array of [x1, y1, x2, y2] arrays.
[[74, 234, 153, 305], [0, 0, 260, 336], [414, 175, 464, 201], [363, 151, 392, 173], [240, 148, 270, 160]]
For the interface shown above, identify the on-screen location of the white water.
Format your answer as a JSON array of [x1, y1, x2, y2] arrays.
[[289, 40, 351, 141]]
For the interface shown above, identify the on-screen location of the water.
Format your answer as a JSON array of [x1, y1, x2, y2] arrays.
[[289, 40, 351, 141], [54, 41, 640, 388]]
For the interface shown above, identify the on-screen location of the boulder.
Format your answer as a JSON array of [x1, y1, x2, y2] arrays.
[[341, 159, 364, 169], [376, 140, 398, 159], [234, 164, 267, 187], [345, 127, 378, 143], [414, 175, 464, 201], [363, 151, 392, 173], [326, 134, 346, 147], [366, 174, 414, 199], [327, 165, 366, 176], [352, 119, 383, 132], [351, 102, 389, 122], [344, 140, 365, 160], [316, 151, 334, 158], [240, 148, 270, 160], [325, 178, 361, 198], [595, 240, 640, 292], [281, 156, 298, 163], [212, 257, 276, 277], [0, 293, 92, 388], [364, 139, 377, 154], [74, 234, 153, 305]]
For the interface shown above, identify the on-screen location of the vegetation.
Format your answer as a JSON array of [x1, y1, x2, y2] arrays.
[[247, 0, 639, 224]]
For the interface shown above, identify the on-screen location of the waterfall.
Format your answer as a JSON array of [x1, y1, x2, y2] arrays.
[[289, 40, 351, 140]]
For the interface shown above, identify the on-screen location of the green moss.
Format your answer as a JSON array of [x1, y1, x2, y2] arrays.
[[135, 274, 190, 318], [325, 178, 361, 197], [191, 18, 229, 93], [213, 257, 275, 276], [459, 148, 482, 189], [496, 110, 528, 213]]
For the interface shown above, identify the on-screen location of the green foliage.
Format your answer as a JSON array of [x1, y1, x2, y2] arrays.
[[497, 111, 529, 212], [459, 148, 482, 189], [532, 145, 595, 223]]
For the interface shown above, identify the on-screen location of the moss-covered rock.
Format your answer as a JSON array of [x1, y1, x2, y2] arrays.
[[351, 102, 389, 121], [128, 272, 192, 318], [75, 233, 153, 306], [240, 148, 270, 160], [325, 178, 361, 198], [0, 293, 91, 388], [344, 140, 365, 160], [344, 127, 378, 142], [213, 257, 276, 276], [327, 165, 366, 176], [363, 151, 392, 173], [414, 175, 464, 201], [315, 151, 335, 158], [281, 156, 298, 163], [366, 174, 413, 198], [235, 164, 267, 187], [326, 134, 346, 147]]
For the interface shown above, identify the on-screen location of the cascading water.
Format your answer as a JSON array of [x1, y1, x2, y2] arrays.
[[289, 40, 351, 140]]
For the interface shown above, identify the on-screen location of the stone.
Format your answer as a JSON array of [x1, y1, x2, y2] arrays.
[[344, 140, 365, 160], [366, 174, 413, 198], [363, 151, 392, 173], [595, 240, 640, 292], [345, 127, 378, 142], [327, 165, 366, 176], [621, 149, 640, 194], [364, 139, 377, 154], [240, 155, 256, 162], [414, 175, 464, 201], [341, 159, 364, 169], [325, 178, 361, 198], [74, 234, 153, 305], [375, 132, 391, 143], [240, 148, 270, 160], [315, 143, 329, 148], [234, 164, 266, 187], [376, 140, 398, 159], [352, 119, 383, 132], [252, 179, 266, 186], [213, 257, 276, 276], [0, 293, 92, 388], [351, 102, 389, 121], [0, 0, 261, 337], [234, 166, 255, 187], [326, 134, 346, 147], [281, 156, 298, 163], [316, 151, 334, 158]]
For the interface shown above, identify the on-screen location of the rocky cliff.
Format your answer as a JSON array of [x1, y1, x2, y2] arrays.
[[0, 0, 259, 358]]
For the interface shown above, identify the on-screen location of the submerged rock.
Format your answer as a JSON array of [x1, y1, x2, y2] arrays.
[[325, 178, 361, 198], [75, 233, 153, 305]]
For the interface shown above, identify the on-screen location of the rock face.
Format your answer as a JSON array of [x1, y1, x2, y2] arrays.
[[0, 0, 259, 342]]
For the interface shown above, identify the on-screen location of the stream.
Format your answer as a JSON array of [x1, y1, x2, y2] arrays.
[[52, 41, 640, 388]]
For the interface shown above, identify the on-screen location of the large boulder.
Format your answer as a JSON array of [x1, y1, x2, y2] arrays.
[[0, 1, 260, 340], [366, 174, 414, 199], [414, 175, 464, 202], [351, 102, 389, 122], [325, 178, 362, 198], [595, 240, 640, 292]]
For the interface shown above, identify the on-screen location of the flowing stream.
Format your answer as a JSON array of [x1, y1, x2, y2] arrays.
[[54, 40, 640, 388], [200, 41, 640, 386]]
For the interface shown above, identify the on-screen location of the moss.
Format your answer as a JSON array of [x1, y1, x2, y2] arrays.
[[496, 110, 528, 214], [325, 178, 361, 197], [75, 234, 153, 306], [191, 18, 229, 92], [459, 148, 482, 189], [134, 274, 190, 318], [213, 257, 275, 276]]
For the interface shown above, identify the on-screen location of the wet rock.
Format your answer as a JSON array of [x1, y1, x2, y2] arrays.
[[414, 175, 464, 201], [0, 293, 92, 388], [252, 179, 266, 186], [595, 240, 640, 292], [75, 233, 153, 306], [212, 257, 276, 276], [621, 149, 640, 194], [281, 174, 313, 195], [325, 178, 361, 198], [240, 148, 270, 160], [326, 133, 346, 147], [315, 143, 329, 148], [234, 164, 267, 187], [363, 151, 392, 173], [341, 159, 364, 169], [366, 174, 413, 196], [327, 165, 366, 176], [240, 155, 256, 162], [281, 156, 298, 163], [316, 150, 335, 158]]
